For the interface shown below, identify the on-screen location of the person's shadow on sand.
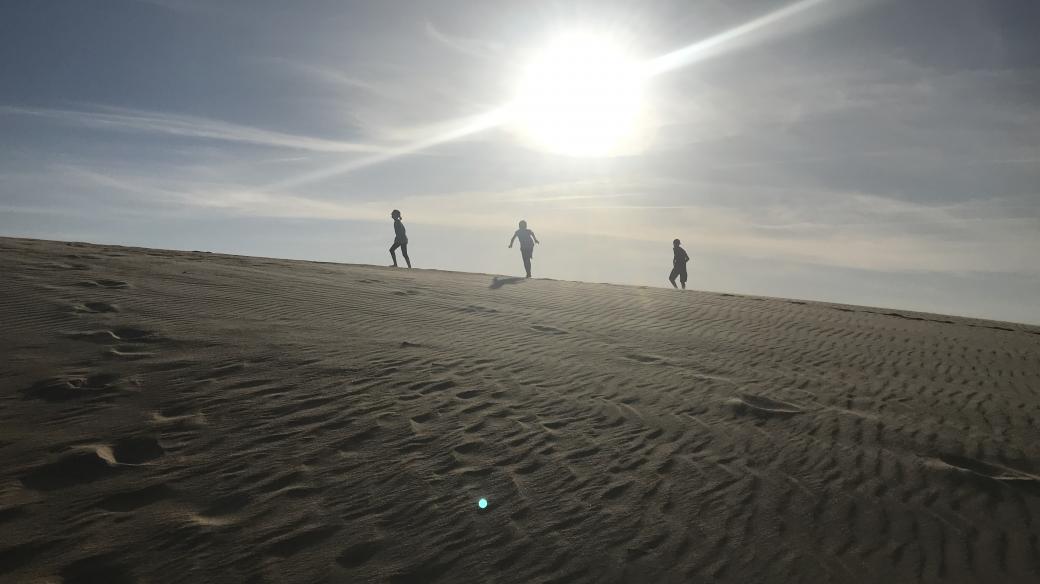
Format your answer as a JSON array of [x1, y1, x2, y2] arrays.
[[489, 276, 525, 289]]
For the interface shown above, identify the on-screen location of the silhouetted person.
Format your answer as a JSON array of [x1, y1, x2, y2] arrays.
[[389, 209, 411, 268], [508, 219, 540, 278], [669, 238, 689, 289]]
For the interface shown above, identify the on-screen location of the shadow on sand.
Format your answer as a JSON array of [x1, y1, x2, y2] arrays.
[[489, 276, 525, 290]]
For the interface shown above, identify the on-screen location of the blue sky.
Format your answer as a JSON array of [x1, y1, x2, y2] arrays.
[[2, 0, 1038, 323]]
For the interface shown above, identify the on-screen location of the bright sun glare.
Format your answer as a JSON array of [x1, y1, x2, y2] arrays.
[[512, 32, 648, 157]]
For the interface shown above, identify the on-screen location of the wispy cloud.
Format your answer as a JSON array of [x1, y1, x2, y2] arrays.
[[262, 58, 398, 101], [0, 105, 387, 154], [424, 21, 504, 59]]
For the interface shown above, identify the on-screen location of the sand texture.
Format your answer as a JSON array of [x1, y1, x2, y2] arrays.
[[2, 236, 1040, 583]]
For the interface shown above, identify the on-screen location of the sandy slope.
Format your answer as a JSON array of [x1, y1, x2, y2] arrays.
[[1, 236, 1039, 584]]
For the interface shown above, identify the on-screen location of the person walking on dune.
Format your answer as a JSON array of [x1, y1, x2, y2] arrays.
[[389, 209, 411, 268], [669, 238, 689, 289], [508, 219, 540, 278]]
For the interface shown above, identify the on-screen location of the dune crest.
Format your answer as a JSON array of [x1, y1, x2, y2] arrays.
[[2, 237, 1039, 583]]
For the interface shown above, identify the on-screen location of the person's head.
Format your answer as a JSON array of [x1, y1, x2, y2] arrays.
[[391, 209, 401, 220], [519, 219, 528, 230], [673, 238, 681, 247]]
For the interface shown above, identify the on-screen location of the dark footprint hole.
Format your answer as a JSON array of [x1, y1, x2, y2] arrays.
[[729, 394, 804, 417], [23, 374, 118, 401], [21, 453, 116, 491], [626, 354, 662, 364], [112, 327, 156, 341], [96, 279, 129, 288], [0, 539, 63, 575], [883, 312, 925, 321], [337, 540, 384, 568], [112, 437, 164, 464], [531, 325, 567, 335], [76, 302, 120, 313], [61, 555, 135, 584], [602, 482, 631, 500]]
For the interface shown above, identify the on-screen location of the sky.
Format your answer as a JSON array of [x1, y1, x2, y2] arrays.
[[1, 0, 1038, 324]]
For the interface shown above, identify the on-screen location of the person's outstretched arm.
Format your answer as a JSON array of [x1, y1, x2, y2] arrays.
[[532, 231, 540, 244], [508, 231, 517, 248]]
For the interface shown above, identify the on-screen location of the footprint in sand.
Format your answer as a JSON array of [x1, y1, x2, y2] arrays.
[[22, 373, 121, 401], [337, 540, 385, 568], [20, 451, 119, 491], [530, 324, 567, 335], [60, 555, 134, 584], [77, 279, 130, 289], [626, 353, 664, 364], [189, 493, 252, 526], [73, 301, 120, 313], [727, 394, 805, 417], [932, 454, 1040, 484], [459, 305, 498, 314], [66, 326, 160, 344], [108, 436, 165, 464]]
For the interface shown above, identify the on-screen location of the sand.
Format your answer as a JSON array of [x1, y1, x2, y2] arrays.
[[1, 236, 1039, 584]]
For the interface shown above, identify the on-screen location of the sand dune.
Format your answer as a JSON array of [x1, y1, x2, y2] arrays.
[[1, 236, 1039, 583]]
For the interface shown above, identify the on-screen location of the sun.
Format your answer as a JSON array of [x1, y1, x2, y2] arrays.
[[511, 32, 649, 157]]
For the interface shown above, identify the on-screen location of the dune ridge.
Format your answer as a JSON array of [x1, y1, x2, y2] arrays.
[[1, 236, 1039, 583]]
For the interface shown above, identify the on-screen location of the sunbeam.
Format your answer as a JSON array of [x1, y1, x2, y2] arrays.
[[271, 0, 846, 190], [645, 0, 834, 76]]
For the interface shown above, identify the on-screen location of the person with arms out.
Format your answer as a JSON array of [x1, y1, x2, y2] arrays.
[[669, 238, 689, 289], [508, 219, 540, 278], [389, 209, 411, 268]]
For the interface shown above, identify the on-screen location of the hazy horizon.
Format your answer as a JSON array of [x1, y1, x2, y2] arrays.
[[2, 0, 1038, 324]]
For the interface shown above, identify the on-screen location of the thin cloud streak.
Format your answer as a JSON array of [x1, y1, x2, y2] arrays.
[[267, 105, 512, 191], [0, 105, 388, 154], [424, 21, 504, 59]]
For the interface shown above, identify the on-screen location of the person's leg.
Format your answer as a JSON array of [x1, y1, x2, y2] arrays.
[[669, 266, 679, 288], [680, 268, 688, 289], [522, 248, 532, 278], [401, 243, 411, 268], [389, 242, 400, 267]]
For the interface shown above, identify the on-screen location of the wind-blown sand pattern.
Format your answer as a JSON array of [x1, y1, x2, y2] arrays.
[[2, 237, 1039, 583]]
